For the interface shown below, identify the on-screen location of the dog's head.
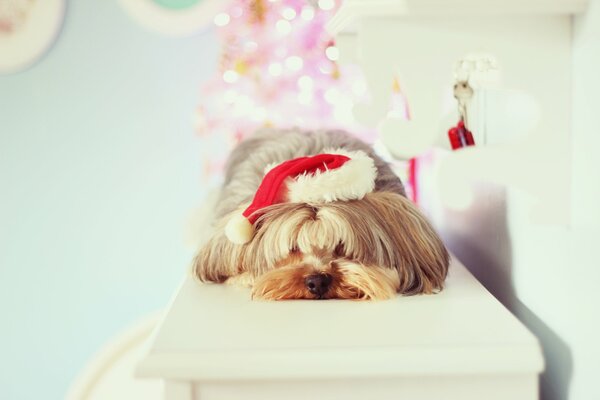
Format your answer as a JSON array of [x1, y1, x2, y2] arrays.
[[194, 191, 449, 300]]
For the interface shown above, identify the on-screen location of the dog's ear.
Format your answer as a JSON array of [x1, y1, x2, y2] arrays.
[[192, 223, 244, 283], [362, 192, 450, 294], [192, 203, 293, 283]]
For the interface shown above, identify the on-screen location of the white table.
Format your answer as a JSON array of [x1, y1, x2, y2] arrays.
[[136, 257, 543, 400]]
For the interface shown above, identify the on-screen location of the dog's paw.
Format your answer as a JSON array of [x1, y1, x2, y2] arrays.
[[225, 272, 255, 288]]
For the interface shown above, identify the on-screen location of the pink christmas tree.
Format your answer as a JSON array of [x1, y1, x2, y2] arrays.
[[195, 0, 418, 201], [195, 0, 373, 179]]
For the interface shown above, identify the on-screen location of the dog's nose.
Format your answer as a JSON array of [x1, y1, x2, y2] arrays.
[[304, 273, 332, 298]]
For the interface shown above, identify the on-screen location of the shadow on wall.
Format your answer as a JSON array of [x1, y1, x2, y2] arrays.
[[436, 183, 572, 400]]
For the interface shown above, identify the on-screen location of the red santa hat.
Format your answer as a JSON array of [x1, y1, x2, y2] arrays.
[[225, 149, 377, 244]]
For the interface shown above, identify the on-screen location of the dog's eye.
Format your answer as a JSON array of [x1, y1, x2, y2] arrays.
[[333, 242, 345, 257]]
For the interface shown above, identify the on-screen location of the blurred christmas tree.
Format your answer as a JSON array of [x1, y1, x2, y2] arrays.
[[194, 0, 420, 201], [195, 0, 373, 180]]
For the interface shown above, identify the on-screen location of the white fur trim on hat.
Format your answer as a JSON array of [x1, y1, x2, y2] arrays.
[[225, 213, 254, 244], [286, 149, 377, 203]]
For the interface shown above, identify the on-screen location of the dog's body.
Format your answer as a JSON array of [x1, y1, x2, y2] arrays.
[[194, 129, 449, 300]]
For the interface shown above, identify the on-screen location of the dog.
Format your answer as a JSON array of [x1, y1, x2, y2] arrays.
[[193, 129, 449, 300]]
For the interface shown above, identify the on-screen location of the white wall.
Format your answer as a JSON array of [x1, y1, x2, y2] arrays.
[[431, 2, 600, 399], [0, 1, 217, 399]]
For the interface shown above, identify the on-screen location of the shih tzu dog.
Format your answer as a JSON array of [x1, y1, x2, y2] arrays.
[[193, 129, 449, 300]]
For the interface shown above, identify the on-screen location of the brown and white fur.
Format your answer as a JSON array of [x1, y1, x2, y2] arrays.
[[193, 129, 449, 300]]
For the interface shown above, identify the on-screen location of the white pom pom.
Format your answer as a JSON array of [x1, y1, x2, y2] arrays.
[[225, 213, 254, 244]]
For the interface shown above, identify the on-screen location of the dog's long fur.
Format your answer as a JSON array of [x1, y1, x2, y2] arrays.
[[193, 129, 449, 300]]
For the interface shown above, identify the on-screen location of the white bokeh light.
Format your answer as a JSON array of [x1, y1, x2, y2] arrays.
[[213, 13, 230, 27], [244, 41, 258, 52], [268, 62, 283, 76], [325, 46, 339, 61], [282, 7, 296, 20], [285, 56, 303, 71], [318, 0, 335, 11], [297, 75, 313, 90], [276, 19, 292, 35], [223, 70, 238, 83], [301, 6, 315, 20]]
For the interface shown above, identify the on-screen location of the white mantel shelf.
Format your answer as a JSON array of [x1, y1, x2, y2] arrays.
[[327, 0, 588, 34], [137, 258, 543, 399]]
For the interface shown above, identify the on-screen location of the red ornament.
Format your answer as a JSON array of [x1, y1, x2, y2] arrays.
[[448, 120, 475, 150]]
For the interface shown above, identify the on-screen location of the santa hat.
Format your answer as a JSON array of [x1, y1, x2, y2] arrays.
[[225, 149, 377, 244]]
